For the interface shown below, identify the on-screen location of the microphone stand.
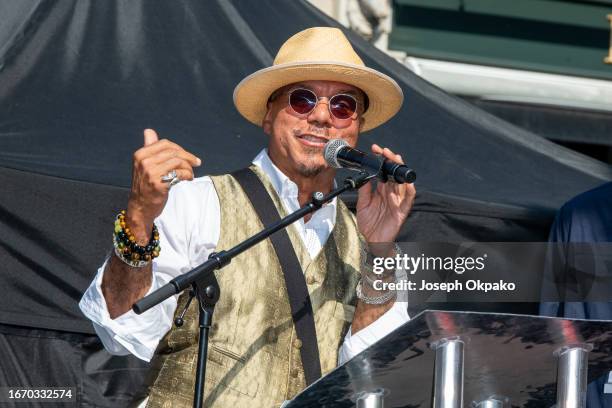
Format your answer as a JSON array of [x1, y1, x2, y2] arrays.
[[132, 172, 374, 408]]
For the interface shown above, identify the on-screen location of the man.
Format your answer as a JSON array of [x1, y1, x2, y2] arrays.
[[540, 182, 612, 408], [80, 27, 415, 407]]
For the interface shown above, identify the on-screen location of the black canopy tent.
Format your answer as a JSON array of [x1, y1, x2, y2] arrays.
[[1, 0, 610, 406]]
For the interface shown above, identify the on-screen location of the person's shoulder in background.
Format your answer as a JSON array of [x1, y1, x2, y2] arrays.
[[555, 182, 612, 242], [562, 182, 612, 214]]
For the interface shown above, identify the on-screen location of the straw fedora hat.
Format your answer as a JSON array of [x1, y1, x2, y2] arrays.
[[233, 27, 403, 132]]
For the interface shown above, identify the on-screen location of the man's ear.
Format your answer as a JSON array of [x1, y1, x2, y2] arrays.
[[262, 106, 273, 135], [358, 116, 365, 132]]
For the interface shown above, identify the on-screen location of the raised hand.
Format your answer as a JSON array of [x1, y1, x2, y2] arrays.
[[126, 129, 201, 244], [355, 144, 415, 250]]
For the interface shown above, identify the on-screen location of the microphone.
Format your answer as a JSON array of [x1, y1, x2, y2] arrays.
[[324, 139, 416, 184]]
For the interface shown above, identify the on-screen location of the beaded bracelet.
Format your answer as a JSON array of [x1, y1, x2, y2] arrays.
[[112, 210, 160, 268]]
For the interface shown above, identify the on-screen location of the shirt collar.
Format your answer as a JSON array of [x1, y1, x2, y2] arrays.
[[251, 148, 337, 211]]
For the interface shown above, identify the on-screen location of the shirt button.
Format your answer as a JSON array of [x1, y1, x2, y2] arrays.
[[293, 338, 302, 349], [306, 275, 316, 285], [290, 368, 299, 378]]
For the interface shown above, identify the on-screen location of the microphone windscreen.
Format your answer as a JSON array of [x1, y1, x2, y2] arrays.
[[324, 139, 348, 168]]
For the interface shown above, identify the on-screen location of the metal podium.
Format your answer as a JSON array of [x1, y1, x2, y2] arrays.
[[285, 311, 612, 408]]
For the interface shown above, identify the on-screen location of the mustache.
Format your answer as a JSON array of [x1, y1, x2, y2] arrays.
[[293, 126, 329, 137]]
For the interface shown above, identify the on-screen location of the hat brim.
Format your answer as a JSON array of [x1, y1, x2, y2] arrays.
[[233, 61, 404, 132]]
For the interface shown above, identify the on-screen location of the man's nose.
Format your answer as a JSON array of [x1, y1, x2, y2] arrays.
[[307, 99, 333, 127]]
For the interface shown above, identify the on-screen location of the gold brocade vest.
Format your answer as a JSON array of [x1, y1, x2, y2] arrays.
[[145, 166, 363, 408]]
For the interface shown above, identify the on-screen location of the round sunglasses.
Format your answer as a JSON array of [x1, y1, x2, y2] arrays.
[[288, 88, 359, 120]]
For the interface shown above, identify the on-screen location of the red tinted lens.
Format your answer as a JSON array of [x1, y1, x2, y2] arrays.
[[289, 89, 317, 114], [330, 94, 357, 119]]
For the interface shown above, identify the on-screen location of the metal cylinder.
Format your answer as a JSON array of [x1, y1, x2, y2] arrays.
[[474, 398, 504, 408], [432, 338, 465, 408], [556, 346, 590, 408], [356, 390, 385, 408]]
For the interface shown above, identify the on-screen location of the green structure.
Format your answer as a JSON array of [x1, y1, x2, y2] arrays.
[[390, 0, 612, 80]]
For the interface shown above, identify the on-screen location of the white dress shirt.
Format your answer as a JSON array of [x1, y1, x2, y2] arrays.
[[79, 149, 409, 365]]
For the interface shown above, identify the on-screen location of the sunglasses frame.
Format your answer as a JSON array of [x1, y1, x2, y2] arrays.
[[287, 87, 359, 121]]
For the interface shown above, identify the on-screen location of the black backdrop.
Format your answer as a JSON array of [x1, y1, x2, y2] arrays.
[[1, 0, 611, 406]]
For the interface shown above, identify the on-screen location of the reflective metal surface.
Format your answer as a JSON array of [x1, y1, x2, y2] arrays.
[[474, 398, 505, 408], [432, 338, 464, 408], [556, 345, 591, 408], [356, 390, 386, 408], [286, 311, 612, 408]]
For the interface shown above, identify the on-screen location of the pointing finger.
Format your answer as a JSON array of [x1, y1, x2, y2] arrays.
[[371, 144, 383, 154], [382, 147, 403, 164]]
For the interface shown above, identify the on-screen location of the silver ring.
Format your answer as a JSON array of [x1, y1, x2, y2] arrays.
[[169, 176, 181, 187], [161, 170, 177, 183]]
